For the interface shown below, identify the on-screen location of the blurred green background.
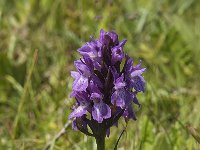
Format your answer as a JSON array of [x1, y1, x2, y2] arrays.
[[0, 0, 200, 149]]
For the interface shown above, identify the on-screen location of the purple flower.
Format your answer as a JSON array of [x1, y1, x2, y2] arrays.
[[124, 104, 136, 122], [92, 100, 111, 123], [71, 71, 88, 92], [111, 40, 126, 64], [69, 29, 146, 138], [69, 91, 90, 119], [111, 74, 132, 108], [124, 56, 146, 92], [99, 29, 119, 46]]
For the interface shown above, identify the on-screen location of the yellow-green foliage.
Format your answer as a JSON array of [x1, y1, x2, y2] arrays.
[[0, 0, 200, 149]]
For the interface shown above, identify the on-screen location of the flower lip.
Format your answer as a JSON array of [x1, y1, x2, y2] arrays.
[[130, 68, 146, 78], [74, 60, 90, 76], [69, 105, 88, 119], [72, 75, 88, 92], [111, 40, 127, 64], [90, 92, 103, 103], [92, 100, 111, 123], [114, 74, 126, 90]]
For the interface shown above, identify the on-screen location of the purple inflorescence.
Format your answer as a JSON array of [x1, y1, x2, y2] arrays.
[[69, 29, 145, 136]]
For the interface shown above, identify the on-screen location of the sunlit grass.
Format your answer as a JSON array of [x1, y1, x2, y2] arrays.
[[0, 0, 200, 149]]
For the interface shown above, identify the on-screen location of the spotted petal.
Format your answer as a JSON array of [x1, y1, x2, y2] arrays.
[[72, 75, 88, 92], [92, 101, 111, 123], [69, 105, 88, 119], [111, 88, 132, 108], [74, 60, 91, 77]]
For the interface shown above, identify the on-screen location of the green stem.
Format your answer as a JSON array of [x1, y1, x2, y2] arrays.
[[95, 135, 105, 150]]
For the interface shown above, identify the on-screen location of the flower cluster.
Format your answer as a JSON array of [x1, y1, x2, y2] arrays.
[[69, 29, 145, 137]]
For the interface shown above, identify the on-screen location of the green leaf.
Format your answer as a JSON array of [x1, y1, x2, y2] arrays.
[[152, 132, 171, 150], [186, 125, 200, 144]]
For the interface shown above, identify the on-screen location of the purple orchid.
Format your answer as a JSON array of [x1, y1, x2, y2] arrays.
[[69, 29, 146, 150]]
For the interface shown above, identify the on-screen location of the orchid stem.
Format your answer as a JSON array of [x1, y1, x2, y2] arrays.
[[95, 135, 105, 150]]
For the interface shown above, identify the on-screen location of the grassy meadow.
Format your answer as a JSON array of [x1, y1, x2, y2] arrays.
[[0, 0, 200, 149]]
